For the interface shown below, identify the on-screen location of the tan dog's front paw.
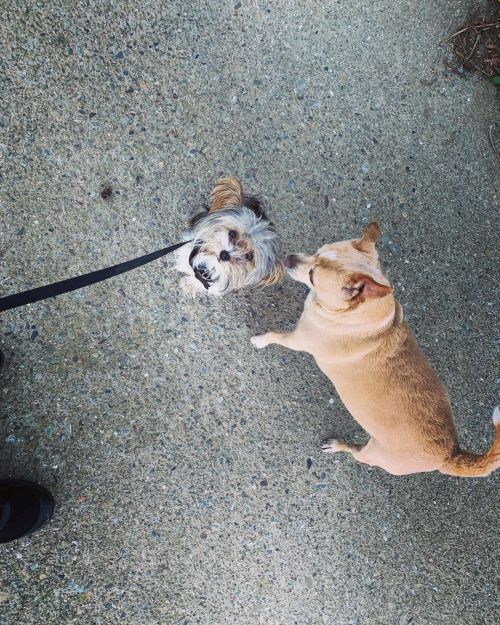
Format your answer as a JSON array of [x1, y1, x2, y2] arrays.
[[251, 334, 272, 349], [321, 439, 340, 453]]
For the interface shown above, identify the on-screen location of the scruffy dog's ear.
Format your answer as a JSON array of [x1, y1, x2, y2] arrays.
[[352, 222, 381, 253], [209, 177, 243, 212], [258, 260, 285, 288]]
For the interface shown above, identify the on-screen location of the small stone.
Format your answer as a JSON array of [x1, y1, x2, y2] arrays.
[[260, 479, 268, 487], [31, 330, 39, 342], [114, 51, 124, 60], [100, 185, 113, 200], [307, 458, 313, 470], [0, 592, 9, 603], [67, 580, 85, 593]]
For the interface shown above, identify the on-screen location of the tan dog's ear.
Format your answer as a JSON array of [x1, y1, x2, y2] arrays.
[[344, 272, 392, 302], [209, 177, 243, 212], [258, 261, 285, 287], [352, 222, 381, 252]]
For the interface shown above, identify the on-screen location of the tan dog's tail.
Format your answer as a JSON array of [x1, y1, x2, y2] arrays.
[[209, 177, 243, 212], [441, 407, 500, 477]]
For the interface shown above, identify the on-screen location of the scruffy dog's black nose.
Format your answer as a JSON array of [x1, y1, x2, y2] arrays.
[[219, 250, 230, 262], [285, 254, 298, 269]]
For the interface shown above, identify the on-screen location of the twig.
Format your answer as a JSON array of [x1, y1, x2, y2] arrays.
[[440, 26, 472, 45], [439, 21, 498, 45], [489, 126, 500, 166], [465, 35, 480, 61]]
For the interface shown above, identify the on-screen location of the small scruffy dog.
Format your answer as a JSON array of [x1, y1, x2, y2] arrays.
[[175, 177, 284, 296]]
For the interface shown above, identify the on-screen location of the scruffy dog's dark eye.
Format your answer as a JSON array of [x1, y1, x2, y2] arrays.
[[228, 230, 238, 240], [309, 268, 314, 285], [245, 251, 254, 261]]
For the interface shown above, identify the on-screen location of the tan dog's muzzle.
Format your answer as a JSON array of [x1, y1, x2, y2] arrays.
[[285, 254, 313, 284]]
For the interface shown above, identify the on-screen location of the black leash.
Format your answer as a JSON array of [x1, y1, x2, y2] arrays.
[[0, 239, 191, 313]]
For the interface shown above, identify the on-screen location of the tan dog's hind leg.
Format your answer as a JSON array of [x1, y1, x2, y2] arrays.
[[323, 437, 440, 475], [322, 439, 364, 454], [322, 437, 385, 470], [251, 331, 302, 351]]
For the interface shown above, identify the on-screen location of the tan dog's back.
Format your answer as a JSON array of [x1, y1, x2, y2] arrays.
[[252, 224, 500, 477]]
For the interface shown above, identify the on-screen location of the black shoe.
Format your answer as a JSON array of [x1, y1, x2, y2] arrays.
[[0, 479, 55, 544]]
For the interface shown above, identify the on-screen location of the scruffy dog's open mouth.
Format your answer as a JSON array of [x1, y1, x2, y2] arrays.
[[189, 244, 214, 290]]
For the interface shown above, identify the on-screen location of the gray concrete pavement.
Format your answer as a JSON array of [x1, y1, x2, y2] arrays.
[[0, 1, 499, 624]]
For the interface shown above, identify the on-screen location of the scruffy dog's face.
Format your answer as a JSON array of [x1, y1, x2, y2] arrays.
[[176, 178, 284, 296]]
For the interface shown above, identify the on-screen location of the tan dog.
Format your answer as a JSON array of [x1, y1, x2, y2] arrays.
[[251, 223, 500, 477]]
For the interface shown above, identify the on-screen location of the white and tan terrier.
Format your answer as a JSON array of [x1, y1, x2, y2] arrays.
[[176, 177, 284, 296], [252, 223, 500, 477]]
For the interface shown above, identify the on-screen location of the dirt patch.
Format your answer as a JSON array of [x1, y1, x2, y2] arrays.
[[442, 4, 499, 78]]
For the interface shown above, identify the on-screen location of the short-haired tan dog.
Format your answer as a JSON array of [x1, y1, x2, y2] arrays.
[[251, 223, 500, 477]]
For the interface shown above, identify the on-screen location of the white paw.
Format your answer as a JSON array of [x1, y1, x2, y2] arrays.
[[179, 275, 202, 297], [321, 439, 340, 453], [251, 334, 270, 349]]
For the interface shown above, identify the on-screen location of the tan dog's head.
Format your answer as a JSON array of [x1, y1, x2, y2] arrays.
[[285, 223, 393, 311]]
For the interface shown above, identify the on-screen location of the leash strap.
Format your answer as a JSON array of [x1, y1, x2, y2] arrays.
[[0, 239, 190, 312]]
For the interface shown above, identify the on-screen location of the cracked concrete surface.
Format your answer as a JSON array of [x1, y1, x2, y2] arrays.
[[0, 1, 498, 624]]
